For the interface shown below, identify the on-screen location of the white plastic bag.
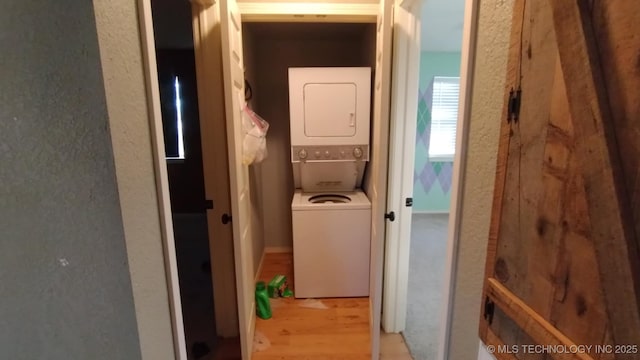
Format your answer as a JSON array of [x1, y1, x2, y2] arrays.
[[241, 105, 269, 165]]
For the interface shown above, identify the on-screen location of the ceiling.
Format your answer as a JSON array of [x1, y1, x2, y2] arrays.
[[420, 0, 465, 52]]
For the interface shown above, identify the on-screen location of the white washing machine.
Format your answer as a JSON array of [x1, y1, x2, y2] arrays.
[[288, 67, 372, 298], [291, 190, 371, 298]]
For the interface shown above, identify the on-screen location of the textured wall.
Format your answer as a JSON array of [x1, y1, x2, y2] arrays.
[[93, 0, 177, 358], [0, 0, 141, 359], [414, 51, 461, 212], [449, 0, 513, 359]]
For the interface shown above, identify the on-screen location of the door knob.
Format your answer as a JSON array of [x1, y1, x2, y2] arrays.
[[384, 211, 395, 222], [221, 213, 232, 225]]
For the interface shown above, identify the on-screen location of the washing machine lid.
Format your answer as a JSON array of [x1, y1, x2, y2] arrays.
[[292, 190, 371, 210]]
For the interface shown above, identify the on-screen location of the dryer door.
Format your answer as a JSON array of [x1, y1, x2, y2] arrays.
[[303, 82, 357, 137]]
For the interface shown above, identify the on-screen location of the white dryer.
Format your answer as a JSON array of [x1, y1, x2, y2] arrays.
[[289, 67, 371, 191], [291, 190, 371, 298], [289, 67, 371, 148]]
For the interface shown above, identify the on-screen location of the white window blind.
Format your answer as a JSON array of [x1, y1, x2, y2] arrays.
[[166, 76, 186, 160], [428, 76, 460, 161]]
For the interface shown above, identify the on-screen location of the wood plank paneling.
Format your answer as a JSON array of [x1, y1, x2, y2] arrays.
[[480, 0, 640, 358], [591, 1, 640, 254], [545, 59, 612, 359], [486, 278, 593, 360], [549, 0, 640, 348]]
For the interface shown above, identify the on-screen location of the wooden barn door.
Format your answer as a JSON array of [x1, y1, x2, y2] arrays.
[[479, 1, 640, 359]]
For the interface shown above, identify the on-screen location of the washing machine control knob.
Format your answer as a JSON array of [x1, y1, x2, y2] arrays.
[[298, 149, 308, 160], [314, 151, 321, 159], [353, 147, 363, 159], [324, 150, 331, 158]]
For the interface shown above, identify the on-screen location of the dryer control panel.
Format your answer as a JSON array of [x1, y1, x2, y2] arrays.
[[291, 145, 369, 162]]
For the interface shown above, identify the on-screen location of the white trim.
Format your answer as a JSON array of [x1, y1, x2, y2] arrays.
[[478, 341, 497, 360], [412, 210, 450, 215], [264, 246, 293, 253], [399, 0, 421, 10], [238, 2, 377, 22], [136, 0, 187, 358], [437, 0, 479, 359], [382, 0, 422, 333], [428, 155, 455, 162], [255, 250, 266, 282]]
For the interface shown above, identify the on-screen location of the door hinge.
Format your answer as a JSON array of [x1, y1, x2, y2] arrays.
[[384, 211, 395, 222], [405, 197, 413, 207], [507, 87, 522, 123], [483, 296, 495, 325]]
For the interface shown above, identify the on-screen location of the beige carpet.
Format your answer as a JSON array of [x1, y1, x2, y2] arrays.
[[404, 213, 449, 360]]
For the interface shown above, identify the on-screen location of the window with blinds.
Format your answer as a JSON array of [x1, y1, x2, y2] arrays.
[[428, 76, 460, 162]]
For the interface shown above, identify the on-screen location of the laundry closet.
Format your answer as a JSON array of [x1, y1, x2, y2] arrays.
[[242, 21, 376, 294], [191, 1, 393, 358]]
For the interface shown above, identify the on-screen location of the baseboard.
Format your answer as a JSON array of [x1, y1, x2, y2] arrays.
[[264, 246, 293, 253], [412, 210, 450, 215], [248, 302, 256, 354]]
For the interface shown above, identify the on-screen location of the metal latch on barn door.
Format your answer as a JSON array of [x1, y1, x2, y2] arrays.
[[507, 87, 522, 123]]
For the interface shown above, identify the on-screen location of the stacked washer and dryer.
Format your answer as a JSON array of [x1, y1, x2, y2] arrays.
[[288, 67, 372, 298]]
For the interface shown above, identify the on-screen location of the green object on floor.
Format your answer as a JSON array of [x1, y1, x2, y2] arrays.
[[255, 281, 272, 319], [268, 274, 293, 298]]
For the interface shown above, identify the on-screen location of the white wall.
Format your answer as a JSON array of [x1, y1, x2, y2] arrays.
[[478, 341, 497, 360], [446, 0, 514, 359]]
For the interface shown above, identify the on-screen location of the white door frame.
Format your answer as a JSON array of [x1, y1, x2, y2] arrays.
[[136, 0, 188, 358], [135, 0, 481, 358], [382, 0, 480, 359], [437, 0, 479, 358]]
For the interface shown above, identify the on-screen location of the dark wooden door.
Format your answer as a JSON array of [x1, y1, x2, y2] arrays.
[[479, 1, 640, 359]]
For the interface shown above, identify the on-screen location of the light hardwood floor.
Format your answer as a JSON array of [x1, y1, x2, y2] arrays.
[[252, 252, 412, 360]]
